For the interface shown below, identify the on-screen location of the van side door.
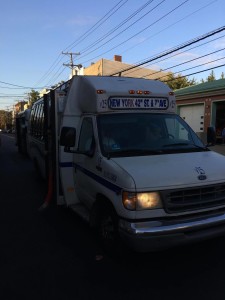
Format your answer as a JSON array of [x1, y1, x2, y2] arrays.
[[74, 116, 97, 209]]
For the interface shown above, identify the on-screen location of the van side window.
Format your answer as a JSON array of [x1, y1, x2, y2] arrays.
[[165, 117, 189, 141], [78, 118, 94, 152], [29, 100, 44, 141]]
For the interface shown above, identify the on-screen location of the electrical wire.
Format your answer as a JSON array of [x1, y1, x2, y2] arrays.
[[44, 64, 67, 87], [125, 33, 225, 77], [39, 0, 158, 86], [44, 0, 217, 84], [80, 0, 189, 66], [35, 0, 206, 88], [119, 0, 218, 58], [64, 0, 128, 52], [1, 27, 224, 92], [46, 66, 68, 87], [0, 80, 48, 89], [1, 3, 224, 109], [0, 86, 29, 89], [42, 1, 158, 84], [32, 0, 128, 89], [157, 56, 225, 80], [163, 63, 225, 83], [0, 95, 24, 98], [33, 54, 63, 88], [109, 25, 225, 76], [78, 0, 159, 57], [141, 46, 225, 79]]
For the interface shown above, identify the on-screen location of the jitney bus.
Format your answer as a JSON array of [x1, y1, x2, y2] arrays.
[[25, 75, 225, 252], [15, 109, 31, 155]]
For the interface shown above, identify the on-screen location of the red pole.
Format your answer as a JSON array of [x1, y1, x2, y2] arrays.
[[38, 170, 53, 211]]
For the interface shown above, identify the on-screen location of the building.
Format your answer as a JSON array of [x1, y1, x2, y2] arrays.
[[84, 55, 169, 79], [14, 101, 28, 114], [175, 79, 225, 142]]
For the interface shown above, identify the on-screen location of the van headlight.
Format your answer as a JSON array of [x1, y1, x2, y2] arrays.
[[122, 191, 162, 211]]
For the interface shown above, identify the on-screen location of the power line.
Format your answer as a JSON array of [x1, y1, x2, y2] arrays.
[[0, 80, 49, 89], [141, 46, 225, 79], [61, 52, 82, 77], [119, 0, 218, 59], [42, 1, 155, 84], [42, 1, 165, 85], [126, 32, 225, 77], [33, 0, 128, 88], [109, 25, 225, 76], [80, 0, 190, 65], [163, 63, 225, 83], [78, 0, 157, 57], [44, 65, 67, 87], [156, 56, 225, 81], [34, 0, 196, 87], [45, 0, 218, 83], [2, 28, 224, 93], [0, 96, 24, 98], [33, 53, 63, 87], [0, 86, 28, 89], [64, 0, 128, 52]]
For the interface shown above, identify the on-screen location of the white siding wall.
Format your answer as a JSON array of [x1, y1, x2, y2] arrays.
[[179, 104, 204, 133]]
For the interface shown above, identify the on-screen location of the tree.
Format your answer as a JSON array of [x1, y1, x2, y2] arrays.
[[163, 73, 197, 90], [200, 70, 225, 82], [0, 110, 5, 129], [0, 110, 12, 130], [51, 80, 65, 90], [206, 70, 216, 82], [28, 89, 40, 106]]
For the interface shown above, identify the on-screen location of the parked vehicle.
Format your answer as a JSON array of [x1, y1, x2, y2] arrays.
[[26, 75, 225, 252], [15, 109, 31, 155]]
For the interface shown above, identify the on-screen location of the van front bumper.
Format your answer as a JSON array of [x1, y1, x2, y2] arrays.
[[118, 211, 225, 252]]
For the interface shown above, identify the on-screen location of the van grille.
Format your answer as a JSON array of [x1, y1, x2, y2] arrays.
[[163, 183, 225, 213]]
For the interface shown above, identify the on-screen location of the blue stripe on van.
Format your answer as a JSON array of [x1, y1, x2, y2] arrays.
[[60, 162, 122, 194]]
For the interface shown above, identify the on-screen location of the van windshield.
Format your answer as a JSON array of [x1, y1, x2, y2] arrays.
[[97, 113, 208, 157]]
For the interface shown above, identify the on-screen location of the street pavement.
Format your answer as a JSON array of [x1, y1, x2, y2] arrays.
[[2, 133, 225, 300], [209, 144, 225, 156]]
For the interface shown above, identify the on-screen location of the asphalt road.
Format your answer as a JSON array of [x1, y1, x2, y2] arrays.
[[1, 133, 225, 300], [209, 143, 225, 156]]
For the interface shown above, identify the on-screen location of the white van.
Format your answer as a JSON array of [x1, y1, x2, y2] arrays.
[[42, 76, 225, 252]]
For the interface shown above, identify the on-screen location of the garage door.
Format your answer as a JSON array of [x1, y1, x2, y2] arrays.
[[179, 104, 204, 133]]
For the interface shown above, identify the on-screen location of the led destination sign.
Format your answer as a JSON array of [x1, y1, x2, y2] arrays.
[[108, 97, 168, 110]]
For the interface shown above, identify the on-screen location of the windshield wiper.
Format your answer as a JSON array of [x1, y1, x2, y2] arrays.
[[112, 149, 164, 156], [162, 142, 209, 151], [162, 142, 189, 147], [189, 144, 209, 151]]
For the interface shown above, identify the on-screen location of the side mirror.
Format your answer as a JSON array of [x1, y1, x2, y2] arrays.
[[60, 127, 76, 147], [207, 126, 216, 146]]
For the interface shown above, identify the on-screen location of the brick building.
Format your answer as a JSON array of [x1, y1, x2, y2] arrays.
[[14, 101, 28, 114], [175, 79, 225, 142], [83, 55, 169, 79]]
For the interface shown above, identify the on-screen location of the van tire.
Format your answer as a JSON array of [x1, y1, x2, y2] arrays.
[[33, 158, 43, 181], [96, 203, 120, 253]]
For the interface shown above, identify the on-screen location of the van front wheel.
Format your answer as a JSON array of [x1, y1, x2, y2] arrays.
[[97, 204, 119, 252]]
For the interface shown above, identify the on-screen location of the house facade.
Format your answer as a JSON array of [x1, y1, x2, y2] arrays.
[[175, 79, 225, 142], [84, 55, 169, 79]]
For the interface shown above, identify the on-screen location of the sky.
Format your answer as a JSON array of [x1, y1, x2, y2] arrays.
[[1, 0, 225, 110]]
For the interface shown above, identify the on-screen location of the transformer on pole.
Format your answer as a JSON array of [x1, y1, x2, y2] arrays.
[[62, 52, 82, 76]]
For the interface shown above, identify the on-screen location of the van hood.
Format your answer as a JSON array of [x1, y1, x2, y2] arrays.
[[112, 151, 225, 190]]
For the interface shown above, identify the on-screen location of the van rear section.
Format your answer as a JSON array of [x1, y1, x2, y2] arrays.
[[31, 76, 225, 252]]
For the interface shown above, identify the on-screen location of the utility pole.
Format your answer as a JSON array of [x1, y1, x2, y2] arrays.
[[62, 52, 82, 77]]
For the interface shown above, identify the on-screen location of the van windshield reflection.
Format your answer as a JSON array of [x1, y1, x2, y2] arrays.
[[97, 113, 207, 157]]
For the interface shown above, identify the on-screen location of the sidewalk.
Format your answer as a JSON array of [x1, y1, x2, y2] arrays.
[[208, 144, 225, 156]]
